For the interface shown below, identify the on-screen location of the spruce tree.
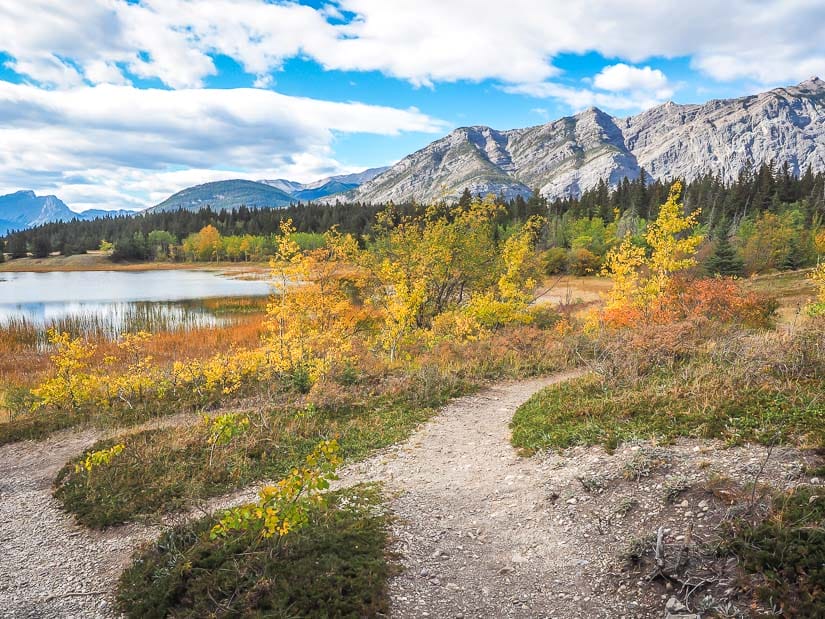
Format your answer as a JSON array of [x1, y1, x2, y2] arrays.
[[8, 234, 27, 258], [706, 234, 744, 276], [779, 236, 807, 271]]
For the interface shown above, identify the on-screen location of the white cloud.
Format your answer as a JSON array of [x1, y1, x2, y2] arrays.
[[509, 63, 676, 113], [504, 81, 673, 113], [4, 0, 822, 91], [0, 82, 446, 210], [593, 64, 668, 92]]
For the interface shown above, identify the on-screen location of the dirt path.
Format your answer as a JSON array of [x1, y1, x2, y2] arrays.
[[338, 372, 589, 618], [3, 372, 815, 618], [0, 415, 194, 619], [0, 376, 577, 618]]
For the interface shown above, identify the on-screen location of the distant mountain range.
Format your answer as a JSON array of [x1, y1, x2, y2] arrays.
[[0, 190, 133, 235], [345, 77, 825, 203], [146, 179, 294, 213], [259, 167, 389, 202], [0, 168, 389, 232], [145, 167, 390, 213]]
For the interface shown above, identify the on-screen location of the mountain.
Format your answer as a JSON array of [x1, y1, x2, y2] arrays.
[[147, 179, 294, 213], [0, 190, 137, 234], [347, 77, 825, 203], [0, 190, 75, 234], [260, 166, 389, 201]]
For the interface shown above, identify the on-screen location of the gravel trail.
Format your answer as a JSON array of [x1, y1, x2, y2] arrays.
[[338, 372, 587, 618], [0, 416, 192, 619]]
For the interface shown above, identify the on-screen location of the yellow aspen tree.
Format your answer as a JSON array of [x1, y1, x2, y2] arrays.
[[643, 181, 703, 300], [602, 181, 702, 310], [266, 221, 366, 380], [602, 236, 648, 309]]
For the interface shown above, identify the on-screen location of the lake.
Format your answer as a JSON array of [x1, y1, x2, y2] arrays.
[[0, 270, 272, 337]]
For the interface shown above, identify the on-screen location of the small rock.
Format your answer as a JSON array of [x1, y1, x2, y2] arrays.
[[566, 497, 578, 505], [666, 597, 688, 612]]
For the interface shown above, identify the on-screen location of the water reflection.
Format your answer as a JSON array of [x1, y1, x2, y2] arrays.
[[0, 270, 271, 339]]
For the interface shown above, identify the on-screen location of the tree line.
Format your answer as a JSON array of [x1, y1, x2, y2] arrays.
[[2, 161, 824, 271]]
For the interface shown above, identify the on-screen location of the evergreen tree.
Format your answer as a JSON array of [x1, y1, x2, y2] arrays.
[[706, 234, 744, 277], [779, 236, 807, 271], [31, 236, 52, 258], [8, 234, 27, 258]]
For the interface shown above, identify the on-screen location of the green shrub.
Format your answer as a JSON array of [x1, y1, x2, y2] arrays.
[[568, 247, 601, 276], [117, 485, 390, 618], [542, 247, 568, 275], [723, 485, 824, 616]]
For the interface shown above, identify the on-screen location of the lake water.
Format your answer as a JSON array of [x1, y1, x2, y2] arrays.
[[0, 270, 272, 336]]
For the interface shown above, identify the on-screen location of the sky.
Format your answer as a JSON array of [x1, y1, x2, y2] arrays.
[[0, 0, 824, 212]]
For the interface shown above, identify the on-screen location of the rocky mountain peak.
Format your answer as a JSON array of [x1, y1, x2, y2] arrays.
[[345, 79, 825, 203]]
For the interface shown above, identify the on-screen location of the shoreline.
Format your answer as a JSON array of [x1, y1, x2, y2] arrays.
[[0, 252, 270, 276]]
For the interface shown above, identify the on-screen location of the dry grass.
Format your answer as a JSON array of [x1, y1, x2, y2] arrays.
[[0, 252, 270, 273], [533, 275, 612, 307]]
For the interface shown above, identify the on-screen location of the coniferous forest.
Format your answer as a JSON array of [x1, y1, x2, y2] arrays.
[[4, 162, 824, 275]]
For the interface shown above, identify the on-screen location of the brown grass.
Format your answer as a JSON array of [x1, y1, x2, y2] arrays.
[[0, 252, 270, 274]]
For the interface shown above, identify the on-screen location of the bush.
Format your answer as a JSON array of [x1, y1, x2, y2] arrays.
[[542, 247, 568, 275], [723, 485, 824, 616], [568, 247, 601, 275], [117, 485, 390, 618]]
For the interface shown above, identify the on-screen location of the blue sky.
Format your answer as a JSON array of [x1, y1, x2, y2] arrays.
[[0, 0, 823, 211]]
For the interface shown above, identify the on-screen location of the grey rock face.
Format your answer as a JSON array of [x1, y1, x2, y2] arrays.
[[348, 78, 825, 203]]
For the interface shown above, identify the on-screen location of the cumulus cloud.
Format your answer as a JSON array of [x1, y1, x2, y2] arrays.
[[2, 1, 823, 90], [504, 81, 672, 113], [507, 63, 675, 113], [0, 82, 446, 210], [593, 64, 669, 92]]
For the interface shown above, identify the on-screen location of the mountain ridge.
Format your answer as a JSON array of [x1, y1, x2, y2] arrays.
[[345, 77, 825, 204], [0, 191, 133, 235]]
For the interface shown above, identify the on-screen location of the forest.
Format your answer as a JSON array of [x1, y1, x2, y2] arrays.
[[3, 162, 824, 274]]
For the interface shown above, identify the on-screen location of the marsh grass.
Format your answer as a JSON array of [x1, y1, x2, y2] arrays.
[[0, 297, 268, 441]]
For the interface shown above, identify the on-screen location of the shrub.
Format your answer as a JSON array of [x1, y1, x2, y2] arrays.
[[568, 247, 601, 275], [542, 247, 568, 275], [723, 485, 824, 616], [117, 485, 390, 619]]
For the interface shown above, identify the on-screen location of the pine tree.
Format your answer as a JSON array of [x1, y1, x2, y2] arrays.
[[8, 234, 27, 258], [706, 234, 744, 276], [779, 236, 807, 271]]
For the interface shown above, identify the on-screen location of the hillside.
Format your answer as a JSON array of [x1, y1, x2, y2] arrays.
[[347, 77, 825, 203], [146, 179, 294, 212], [259, 166, 389, 201]]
